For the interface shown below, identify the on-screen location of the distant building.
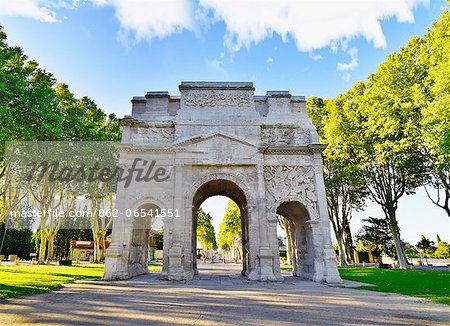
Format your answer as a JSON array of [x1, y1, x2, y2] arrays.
[[70, 240, 110, 262]]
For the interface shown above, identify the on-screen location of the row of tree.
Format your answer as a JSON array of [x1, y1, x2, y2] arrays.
[[0, 25, 121, 263], [415, 234, 450, 258], [196, 208, 217, 251], [196, 200, 243, 263], [355, 217, 450, 260], [306, 10, 450, 268]]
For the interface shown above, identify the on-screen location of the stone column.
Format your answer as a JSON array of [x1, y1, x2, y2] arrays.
[[254, 164, 277, 281], [268, 213, 284, 280], [308, 220, 326, 282], [103, 186, 131, 280], [166, 164, 187, 280], [310, 145, 342, 284]]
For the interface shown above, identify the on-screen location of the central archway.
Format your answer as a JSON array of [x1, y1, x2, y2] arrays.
[[192, 179, 249, 276]]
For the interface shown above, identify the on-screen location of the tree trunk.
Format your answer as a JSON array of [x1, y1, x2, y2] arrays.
[[385, 208, 409, 269], [283, 219, 292, 265], [38, 229, 47, 264], [91, 231, 100, 263], [344, 221, 354, 263], [100, 230, 107, 262], [47, 234, 55, 261], [336, 234, 348, 266]]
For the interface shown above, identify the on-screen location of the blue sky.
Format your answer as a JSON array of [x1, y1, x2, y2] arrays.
[[0, 0, 448, 244]]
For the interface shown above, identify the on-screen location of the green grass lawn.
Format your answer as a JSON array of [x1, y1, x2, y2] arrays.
[[281, 264, 450, 305], [338, 267, 450, 305], [0, 263, 162, 300], [280, 265, 293, 272]]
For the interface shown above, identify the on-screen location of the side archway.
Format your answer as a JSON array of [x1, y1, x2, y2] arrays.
[[274, 200, 316, 279], [128, 202, 163, 277]]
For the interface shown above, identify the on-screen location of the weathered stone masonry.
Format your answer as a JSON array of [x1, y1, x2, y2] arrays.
[[103, 81, 342, 283]]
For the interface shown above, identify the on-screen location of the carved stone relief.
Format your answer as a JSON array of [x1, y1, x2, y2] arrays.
[[264, 166, 317, 206], [261, 127, 310, 146], [183, 90, 253, 107], [261, 127, 295, 145], [130, 127, 174, 143]]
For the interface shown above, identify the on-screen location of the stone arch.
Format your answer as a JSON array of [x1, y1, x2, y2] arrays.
[[268, 196, 319, 221], [189, 172, 256, 208], [104, 81, 342, 283], [130, 196, 168, 213], [190, 175, 251, 276], [273, 199, 317, 279], [128, 200, 165, 277]]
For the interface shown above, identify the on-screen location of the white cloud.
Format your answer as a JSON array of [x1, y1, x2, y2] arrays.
[[0, 0, 58, 22], [337, 47, 358, 71], [266, 56, 274, 71], [342, 72, 351, 82], [92, 0, 195, 41], [309, 52, 322, 61], [199, 0, 428, 52], [1, 0, 429, 54], [206, 58, 226, 74]]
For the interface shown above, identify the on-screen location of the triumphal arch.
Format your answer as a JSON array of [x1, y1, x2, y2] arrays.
[[103, 82, 341, 283]]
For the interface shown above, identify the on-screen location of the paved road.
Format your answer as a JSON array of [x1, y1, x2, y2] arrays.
[[0, 263, 448, 325]]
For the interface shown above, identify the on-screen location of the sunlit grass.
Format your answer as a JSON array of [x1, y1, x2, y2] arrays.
[[281, 264, 449, 304], [0, 264, 104, 300], [0, 262, 163, 300], [338, 267, 450, 305]]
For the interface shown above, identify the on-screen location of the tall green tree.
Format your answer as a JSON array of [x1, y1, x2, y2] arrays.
[[0, 223, 34, 259], [416, 235, 436, 256], [356, 217, 397, 259], [55, 83, 121, 142], [196, 208, 217, 251], [0, 26, 61, 224], [418, 11, 450, 217], [217, 200, 242, 262], [326, 39, 427, 269], [308, 92, 367, 266], [360, 37, 427, 269], [433, 241, 450, 258], [0, 26, 122, 262], [0, 205, 34, 259]]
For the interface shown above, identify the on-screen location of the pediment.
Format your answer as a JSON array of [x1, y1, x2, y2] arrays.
[[174, 133, 257, 161], [174, 133, 255, 148]]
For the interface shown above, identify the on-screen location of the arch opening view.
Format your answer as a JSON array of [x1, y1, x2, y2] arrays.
[[192, 180, 249, 276], [276, 201, 314, 279], [128, 203, 164, 277]]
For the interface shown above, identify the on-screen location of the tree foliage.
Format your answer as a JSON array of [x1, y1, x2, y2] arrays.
[[217, 200, 241, 250], [308, 93, 367, 265], [418, 11, 450, 217], [307, 10, 450, 268], [0, 223, 34, 259], [416, 235, 436, 256], [356, 217, 397, 258], [433, 241, 450, 258], [0, 25, 122, 261], [196, 208, 217, 251]]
